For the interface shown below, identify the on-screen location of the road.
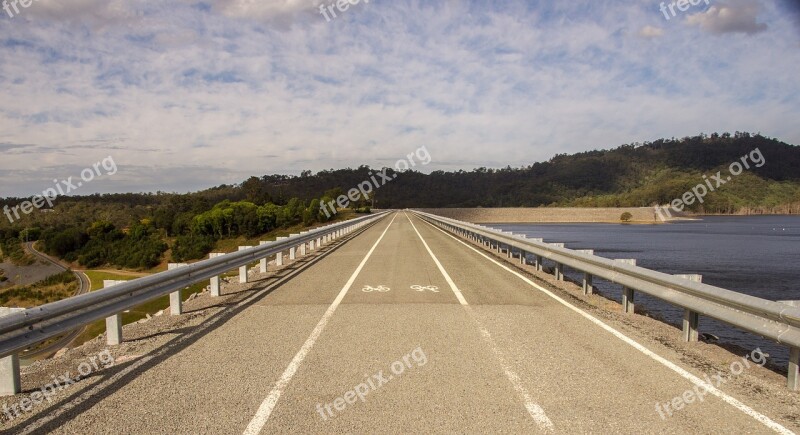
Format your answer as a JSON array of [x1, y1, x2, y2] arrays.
[[21, 242, 91, 360], [9, 212, 796, 433]]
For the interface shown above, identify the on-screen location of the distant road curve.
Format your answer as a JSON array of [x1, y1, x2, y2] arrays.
[[21, 242, 90, 360]]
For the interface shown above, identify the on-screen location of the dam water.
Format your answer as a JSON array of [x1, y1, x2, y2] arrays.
[[492, 215, 800, 367]]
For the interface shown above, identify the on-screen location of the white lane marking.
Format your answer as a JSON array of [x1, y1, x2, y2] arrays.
[[243, 213, 398, 435], [417, 215, 794, 435], [410, 285, 439, 292], [404, 212, 555, 431]]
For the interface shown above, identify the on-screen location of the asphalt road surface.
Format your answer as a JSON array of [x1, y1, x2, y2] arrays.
[[16, 212, 796, 434]]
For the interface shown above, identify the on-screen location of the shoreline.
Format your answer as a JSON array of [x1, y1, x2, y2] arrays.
[[412, 208, 798, 225], [414, 207, 668, 224]]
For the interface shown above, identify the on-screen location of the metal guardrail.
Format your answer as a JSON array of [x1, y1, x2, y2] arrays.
[[0, 211, 389, 395], [412, 210, 800, 390]]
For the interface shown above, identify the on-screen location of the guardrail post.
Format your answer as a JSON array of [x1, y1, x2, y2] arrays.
[[790, 347, 799, 391], [582, 273, 593, 295], [105, 313, 122, 346], [167, 263, 189, 315], [0, 353, 20, 396], [209, 253, 224, 297], [238, 246, 250, 283], [103, 280, 127, 345], [550, 243, 565, 280], [259, 241, 269, 272], [519, 250, 527, 265], [300, 242, 307, 256], [554, 263, 563, 280], [276, 237, 288, 266], [616, 259, 637, 314], [534, 255, 542, 271], [0, 307, 24, 395], [623, 288, 635, 313], [676, 274, 703, 341], [290, 245, 296, 260], [577, 250, 595, 295]]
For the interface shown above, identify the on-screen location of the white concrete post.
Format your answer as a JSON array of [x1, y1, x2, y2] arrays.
[[103, 280, 127, 345], [300, 243, 307, 256], [0, 353, 20, 397], [676, 274, 703, 341], [209, 253, 224, 297], [167, 263, 189, 315], [276, 237, 288, 266], [238, 246, 250, 283], [550, 244, 565, 281], [616, 259, 637, 314], [790, 347, 799, 391], [554, 263, 564, 281], [577, 250, 595, 295], [0, 307, 24, 395], [259, 241, 269, 273]]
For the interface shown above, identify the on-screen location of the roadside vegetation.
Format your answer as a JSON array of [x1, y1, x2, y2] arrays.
[[0, 271, 77, 307], [0, 231, 35, 266], [84, 270, 140, 291]]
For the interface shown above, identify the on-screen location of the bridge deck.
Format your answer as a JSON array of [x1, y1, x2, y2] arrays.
[[6, 212, 795, 434]]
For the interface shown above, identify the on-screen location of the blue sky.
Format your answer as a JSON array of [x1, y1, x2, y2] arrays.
[[0, 0, 798, 196]]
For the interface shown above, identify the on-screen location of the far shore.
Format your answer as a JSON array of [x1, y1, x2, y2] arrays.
[[412, 207, 795, 224], [414, 207, 666, 224]]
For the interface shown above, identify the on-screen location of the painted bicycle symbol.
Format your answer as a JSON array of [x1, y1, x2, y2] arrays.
[[362, 285, 391, 293], [411, 285, 439, 293]]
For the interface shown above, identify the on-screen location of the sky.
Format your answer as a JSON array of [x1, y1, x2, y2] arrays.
[[0, 0, 799, 197]]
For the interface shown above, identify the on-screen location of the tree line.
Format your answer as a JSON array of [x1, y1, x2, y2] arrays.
[[1, 132, 798, 270]]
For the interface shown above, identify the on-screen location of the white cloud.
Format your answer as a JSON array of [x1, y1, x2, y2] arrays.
[[686, 0, 768, 35], [206, 0, 317, 27], [15, 0, 139, 28], [638, 25, 664, 38]]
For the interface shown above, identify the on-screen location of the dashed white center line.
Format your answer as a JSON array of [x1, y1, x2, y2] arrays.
[[243, 213, 398, 435], [404, 212, 555, 431]]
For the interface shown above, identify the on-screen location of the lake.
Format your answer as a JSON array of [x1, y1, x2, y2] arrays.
[[491, 215, 800, 367]]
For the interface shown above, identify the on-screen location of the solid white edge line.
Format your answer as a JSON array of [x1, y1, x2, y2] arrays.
[[404, 212, 555, 431], [416, 214, 794, 435], [243, 213, 398, 435]]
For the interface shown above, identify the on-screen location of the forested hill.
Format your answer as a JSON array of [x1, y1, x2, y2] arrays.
[[201, 132, 800, 212], [3, 132, 800, 228]]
